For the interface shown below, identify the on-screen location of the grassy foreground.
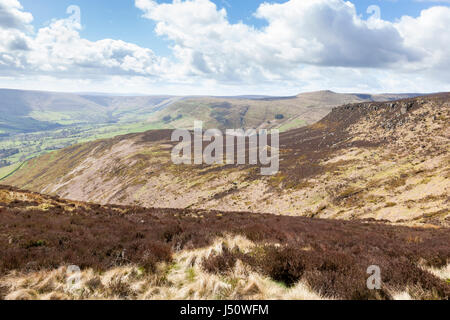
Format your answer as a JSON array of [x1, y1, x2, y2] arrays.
[[0, 185, 448, 300]]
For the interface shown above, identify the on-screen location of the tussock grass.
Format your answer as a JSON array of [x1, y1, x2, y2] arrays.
[[0, 185, 449, 300], [0, 236, 324, 300]]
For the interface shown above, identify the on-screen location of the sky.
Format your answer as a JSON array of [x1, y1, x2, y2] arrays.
[[1, 0, 449, 95]]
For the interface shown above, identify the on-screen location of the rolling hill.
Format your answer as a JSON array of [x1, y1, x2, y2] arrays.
[[1, 92, 448, 301], [0, 88, 420, 134], [4, 93, 448, 225], [147, 91, 421, 131], [0, 89, 180, 175], [0, 89, 419, 178], [0, 88, 176, 133]]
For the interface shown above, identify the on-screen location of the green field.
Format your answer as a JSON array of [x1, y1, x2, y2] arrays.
[[0, 162, 25, 181], [279, 118, 308, 132], [0, 120, 169, 180]]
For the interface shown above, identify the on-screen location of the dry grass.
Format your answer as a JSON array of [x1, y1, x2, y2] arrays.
[[0, 236, 324, 300], [2, 235, 449, 300], [0, 185, 449, 300]]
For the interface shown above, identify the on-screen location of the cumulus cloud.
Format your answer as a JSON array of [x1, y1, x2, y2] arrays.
[[254, 0, 420, 68], [0, 0, 32, 30], [135, 0, 450, 86], [0, 0, 168, 80], [1, 0, 450, 94], [395, 6, 450, 82], [136, 0, 259, 82], [0, 0, 32, 70], [26, 18, 168, 78]]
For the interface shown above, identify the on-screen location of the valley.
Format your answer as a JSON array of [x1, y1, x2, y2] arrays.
[[4, 93, 448, 226], [0, 88, 419, 180], [0, 89, 448, 300]]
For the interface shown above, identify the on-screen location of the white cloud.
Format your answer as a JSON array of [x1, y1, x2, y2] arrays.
[[26, 18, 168, 78], [0, 0, 169, 80], [0, 0, 32, 30], [134, 0, 450, 91], [395, 6, 450, 82], [254, 0, 418, 68], [0, 0, 32, 70], [135, 0, 419, 73]]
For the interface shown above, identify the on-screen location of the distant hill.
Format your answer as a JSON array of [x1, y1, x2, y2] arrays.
[[0, 88, 422, 134], [147, 90, 423, 132], [0, 89, 176, 134]]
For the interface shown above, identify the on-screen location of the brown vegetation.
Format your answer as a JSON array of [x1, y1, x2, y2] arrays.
[[0, 185, 449, 300], [3, 94, 449, 225]]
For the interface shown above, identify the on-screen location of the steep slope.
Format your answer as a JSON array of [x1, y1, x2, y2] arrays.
[[4, 94, 449, 225], [0, 89, 419, 176], [0, 185, 449, 300]]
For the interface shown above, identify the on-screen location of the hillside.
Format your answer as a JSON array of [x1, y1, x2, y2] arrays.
[[0, 89, 417, 135], [0, 89, 175, 132], [4, 93, 449, 225], [0, 89, 418, 181], [147, 91, 420, 131], [0, 185, 448, 300]]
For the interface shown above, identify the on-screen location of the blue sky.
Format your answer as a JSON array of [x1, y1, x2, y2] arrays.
[[1, 0, 450, 95]]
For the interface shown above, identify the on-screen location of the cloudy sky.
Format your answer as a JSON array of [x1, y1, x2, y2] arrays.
[[1, 0, 449, 95]]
